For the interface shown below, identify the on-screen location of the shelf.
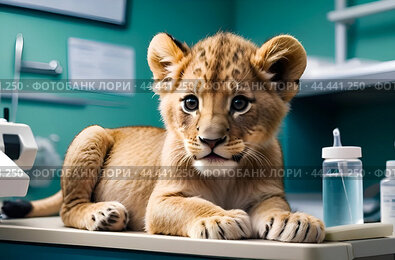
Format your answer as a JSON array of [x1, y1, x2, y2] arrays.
[[298, 58, 395, 97], [328, 0, 395, 22]]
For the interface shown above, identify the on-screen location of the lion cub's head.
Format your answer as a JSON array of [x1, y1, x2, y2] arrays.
[[147, 33, 306, 174]]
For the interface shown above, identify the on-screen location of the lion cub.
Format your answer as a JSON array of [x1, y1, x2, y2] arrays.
[[2, 32, 325, 243]]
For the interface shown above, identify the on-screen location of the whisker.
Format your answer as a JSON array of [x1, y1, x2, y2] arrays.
[[249, 147, 271, 166], [241, 144, 273, 168]]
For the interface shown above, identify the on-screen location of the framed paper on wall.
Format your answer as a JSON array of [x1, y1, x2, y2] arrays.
[[0, 0, 127, 25]]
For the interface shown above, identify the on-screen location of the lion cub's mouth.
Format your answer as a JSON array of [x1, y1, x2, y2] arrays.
[[193, 151, 241, 173], [202, 152, 228, 162]]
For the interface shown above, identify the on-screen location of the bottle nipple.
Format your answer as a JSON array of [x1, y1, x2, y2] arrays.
[[333, 128, 342, 147]]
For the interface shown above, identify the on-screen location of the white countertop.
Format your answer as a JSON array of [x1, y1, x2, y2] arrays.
[[0, 217, 394, 260]]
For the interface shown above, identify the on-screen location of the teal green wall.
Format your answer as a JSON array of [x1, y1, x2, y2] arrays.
[[234, 0, 395, 61], [234, 0, 335, 58], [350, 0, 395, 60], [1, 0, 394, 196]]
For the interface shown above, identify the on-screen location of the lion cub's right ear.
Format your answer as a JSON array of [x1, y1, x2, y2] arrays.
[[147, 33, 190, 80]]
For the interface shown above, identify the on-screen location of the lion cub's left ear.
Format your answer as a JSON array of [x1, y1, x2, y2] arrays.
[[147, 33, 190, 80], [252, 35, 307, 102]]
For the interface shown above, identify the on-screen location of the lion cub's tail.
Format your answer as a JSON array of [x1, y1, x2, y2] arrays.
[[2, 190, 62, 218]]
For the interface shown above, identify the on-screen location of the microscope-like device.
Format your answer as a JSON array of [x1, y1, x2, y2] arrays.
[[0, 111, 37, 197], [0, 33, 38, 198]]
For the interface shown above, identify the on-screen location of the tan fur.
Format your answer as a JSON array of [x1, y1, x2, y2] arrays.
[[27, 33, 324, 242], [27, 191, 62, 217]]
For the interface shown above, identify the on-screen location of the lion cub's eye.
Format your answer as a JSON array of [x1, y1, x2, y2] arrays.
[[231, 95, 250, 112], [182, 95, 199, 112]]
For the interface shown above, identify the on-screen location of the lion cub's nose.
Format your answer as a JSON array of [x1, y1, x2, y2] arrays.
[[198, 136, 226, 149]]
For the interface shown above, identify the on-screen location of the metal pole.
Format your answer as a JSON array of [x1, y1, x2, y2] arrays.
[[335, 0, 347, 64]]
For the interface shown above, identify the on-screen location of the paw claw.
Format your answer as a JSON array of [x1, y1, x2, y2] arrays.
[[256, 211, 325, 243], [188, 210, 252, 240]]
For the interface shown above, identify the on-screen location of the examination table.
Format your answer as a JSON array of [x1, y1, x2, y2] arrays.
[[1, 217, 395, 260]]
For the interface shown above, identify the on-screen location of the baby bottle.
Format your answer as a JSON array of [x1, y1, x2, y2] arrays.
[[322, 128, 364, 227]]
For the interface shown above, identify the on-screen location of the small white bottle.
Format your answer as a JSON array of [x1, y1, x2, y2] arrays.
[[381, 160, 395, 233]]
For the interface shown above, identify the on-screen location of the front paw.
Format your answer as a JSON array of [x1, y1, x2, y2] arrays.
[[188, 209, 252, 240], [255, 211, 325, 243]]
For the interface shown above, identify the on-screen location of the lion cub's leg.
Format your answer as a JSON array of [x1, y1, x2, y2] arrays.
[[249, 196, 325, 243], [60, 126, 128, 231], [146, 187, 252, 239]]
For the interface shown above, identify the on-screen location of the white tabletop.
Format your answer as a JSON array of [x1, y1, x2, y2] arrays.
[[0, 216, 393, 260]]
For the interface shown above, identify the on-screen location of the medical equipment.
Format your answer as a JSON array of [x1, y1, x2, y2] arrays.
[[0, 33, 38, 198], [322, 128, 363, 227], [11, 33, 63, 123], [0, 118, 37, 197]]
